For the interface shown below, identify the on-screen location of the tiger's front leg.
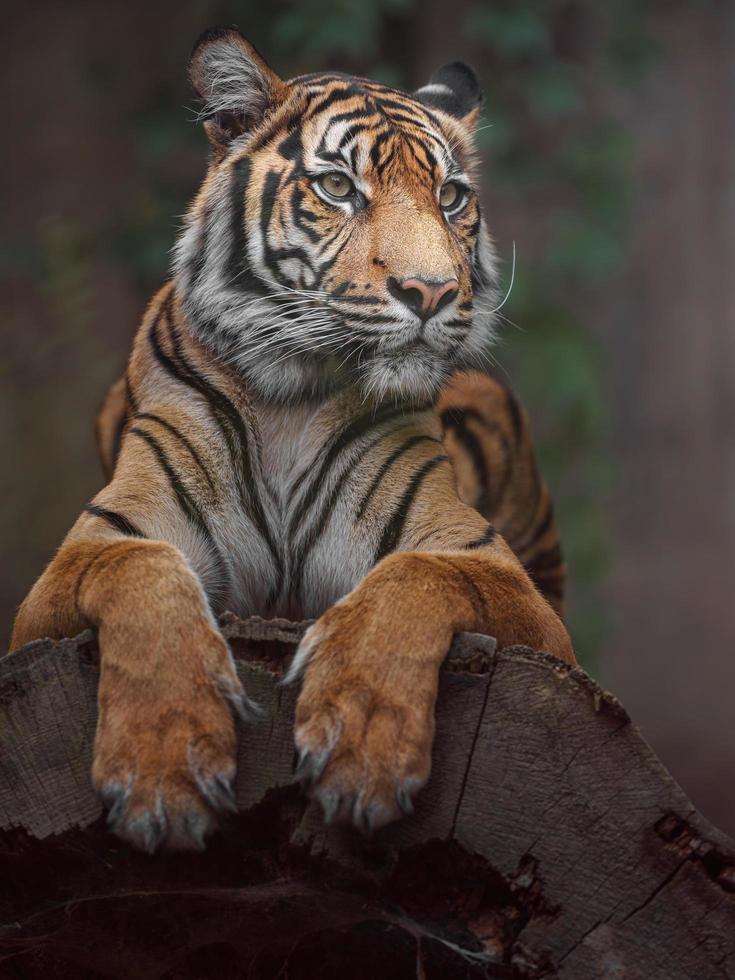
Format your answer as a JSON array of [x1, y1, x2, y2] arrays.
[[10, 309, 262, 852], [12, 534, 250, 852], [288, 500, 573, 832]]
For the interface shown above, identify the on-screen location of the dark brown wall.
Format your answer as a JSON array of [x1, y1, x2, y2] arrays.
[[601, 5, 735, 834]]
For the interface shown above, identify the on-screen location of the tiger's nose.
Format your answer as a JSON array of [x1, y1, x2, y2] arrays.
[[387, 276, 459, 321]]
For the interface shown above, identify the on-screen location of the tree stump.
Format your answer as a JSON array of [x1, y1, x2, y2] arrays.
[[1, 617, 733, 979]]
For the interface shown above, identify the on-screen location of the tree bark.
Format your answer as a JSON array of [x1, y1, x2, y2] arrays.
[[1, 617, 733, 979]]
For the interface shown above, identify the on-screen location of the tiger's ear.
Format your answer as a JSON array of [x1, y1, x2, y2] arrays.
[[189, 26, 289, 150], [415, 62, 483, 128]]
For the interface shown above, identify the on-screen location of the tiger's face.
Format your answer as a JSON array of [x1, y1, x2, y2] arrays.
[[175, 28, 498, 403]]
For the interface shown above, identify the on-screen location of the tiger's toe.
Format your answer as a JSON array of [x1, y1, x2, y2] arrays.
[[98, 766, 226, 853], [294, 693, 432, 833]]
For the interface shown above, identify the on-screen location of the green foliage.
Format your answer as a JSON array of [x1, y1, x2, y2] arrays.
[[464, 5, 551, 58], [271, 0, 413, 64]]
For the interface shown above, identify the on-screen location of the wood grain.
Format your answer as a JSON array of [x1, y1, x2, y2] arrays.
[[1, 619, 733, 979]]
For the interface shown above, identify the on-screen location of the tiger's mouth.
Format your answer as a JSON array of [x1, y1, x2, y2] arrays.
[[357, 346, 453, 401], [255, 332, 455, 403], [184, 283, 482, 403], [294, 307, 472, 397]]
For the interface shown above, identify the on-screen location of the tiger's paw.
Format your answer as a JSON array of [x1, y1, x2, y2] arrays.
[[92, 626, 257, 853], [286, 605, 439, 833]]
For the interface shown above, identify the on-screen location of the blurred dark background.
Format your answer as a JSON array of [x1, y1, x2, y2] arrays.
[[2, 1, 733, 833]]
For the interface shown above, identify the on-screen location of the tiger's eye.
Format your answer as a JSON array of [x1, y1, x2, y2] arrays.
[[318, 172, 354, 199], [439, 182, 461, 209]]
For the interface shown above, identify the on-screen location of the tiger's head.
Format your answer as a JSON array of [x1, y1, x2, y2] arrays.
[[174, 27, 498, 403]]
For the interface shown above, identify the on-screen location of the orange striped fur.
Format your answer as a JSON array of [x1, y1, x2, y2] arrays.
[[11, 28, 572, 851]]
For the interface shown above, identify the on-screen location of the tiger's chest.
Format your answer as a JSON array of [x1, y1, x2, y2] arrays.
[[219, 401, 377, 620]]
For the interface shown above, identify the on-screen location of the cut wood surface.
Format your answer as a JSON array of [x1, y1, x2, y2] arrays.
[[1, 616, 733, 979]]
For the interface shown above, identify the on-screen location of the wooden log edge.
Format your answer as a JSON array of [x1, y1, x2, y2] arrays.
[[1, 617, 733, 979]]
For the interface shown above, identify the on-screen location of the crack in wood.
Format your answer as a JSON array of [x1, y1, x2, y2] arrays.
[[557, 916, 605, 964], [621, 855, 690, 922], [447, 652, 498, 839], [3, 617, 735, 979]]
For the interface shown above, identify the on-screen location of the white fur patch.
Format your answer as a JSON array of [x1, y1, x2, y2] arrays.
[[416, 83, 454, 97], [284, 621, 324, 685], [196, 40, 270, 122]]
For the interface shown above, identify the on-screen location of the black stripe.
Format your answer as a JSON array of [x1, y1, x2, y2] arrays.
[[128, 425, 230, 605], [110, 413, 126, 469], [489, 438, 514, 511], [278, 117, 304, 160], [248, 105, 304, 156], [404, 138, 434, 174], [377, 98, 445, 138], [376, 145, 397, 180], [149, 298, 279, 568], [332, 112, 378, 148], [344, 310, 404, 326], [259, 168, 316, 284], [152, 304, 284, 598], [440, 406, 494, 430], [149, 302, 239, 468], [110, 396, 128, 469], [315, 228, 358, 277], [369, 130, 393, 170], [288, 403, 415, 536], [525, 543, 563, 575], [74, 542, 142, 622], [165, 313, 254, 475], [440, 405, 515, 516], [260, 168, 281, 266], [290, 430, 387, 596], [189, 201, 212, 290], [336, 120, 375, 151], [504, 385, 523, 446], [375, 454, 448, 561], [129, 427, 212, 539], [291, 183, 321, 245], [125, 373, 139, 413], [317, 112, 378, 158], [356, 435, 441, 520], [334, 294, 387, 306], [513, 498, 553, 558], [386, 109, 430, 130], [305, 85, 362, 119], [373, 95, 429, 121], [466, 216, 481, 239], [83, 504, 145, 539], [509, 466, 544, 548], [464, 525, 498, 550], [432, 554, 488, 621], [440, 409, 491, 513], [226, 157, 249, 289], [135, 412, 216, 493], [108, 373, 138, 468], [224, 158, 268, 295]]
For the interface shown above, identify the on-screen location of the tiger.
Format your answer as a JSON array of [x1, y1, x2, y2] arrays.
[[10, 26, 572, 852]]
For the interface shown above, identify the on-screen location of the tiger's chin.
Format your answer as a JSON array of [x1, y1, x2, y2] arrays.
[[240, 354, 345, 403], [357, 348, 453, 403], [239, 345, 456, 406]]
